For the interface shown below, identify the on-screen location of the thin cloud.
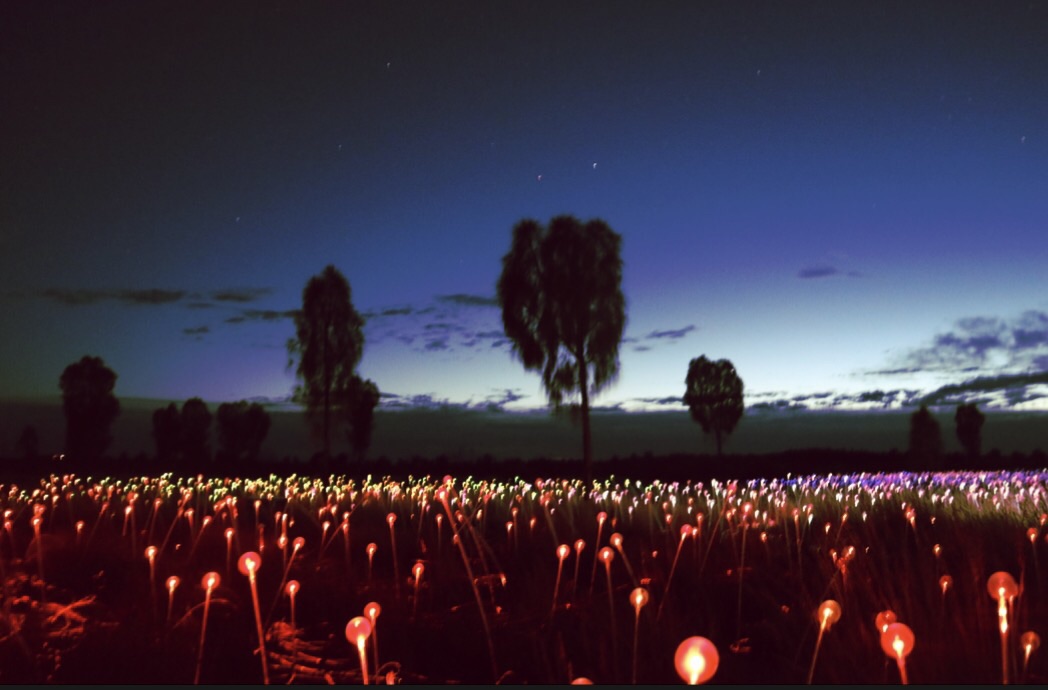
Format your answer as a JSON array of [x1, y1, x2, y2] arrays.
[[183, 326, 209, 336], [436, 293, 498, 307], [40, 288, 186, 305], [210, 288, 272, 303], [646, 324, 696, 340], [798, 266, 839, 279]]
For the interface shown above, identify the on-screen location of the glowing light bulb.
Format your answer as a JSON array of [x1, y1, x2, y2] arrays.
[[674, 636, 719, 684]]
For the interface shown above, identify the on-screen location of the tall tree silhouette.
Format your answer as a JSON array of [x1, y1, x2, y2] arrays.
[[683, 356, 744, 456], [955, 402, 985, 458], [909, 405, 942, 466], [497, 215, 625, 484], [217, 401, 271, 466], [15, 425, 40, 463], [287, 265, 365, 461], [346, 376, 380, 462], [59, 356, 120, 464], [180, 397, 212, 470], [152, 403, 182, 467]]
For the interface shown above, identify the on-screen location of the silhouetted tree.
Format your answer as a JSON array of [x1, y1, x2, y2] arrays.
[[216, 401, 271, 466], [346, 377, 380, 462], [180, 397, 212, 470], [955, 402, 985, 458], [15, 425, 40, 463], [59, 356, 120, 464], [683, 356, 744, 456], [287, 265, 365, 461], [497, 215, 625, 485], [909, 405, 942, 466], [152, 403, 182, 467]]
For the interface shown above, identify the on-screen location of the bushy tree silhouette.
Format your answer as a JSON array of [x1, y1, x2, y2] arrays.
[[346, 376, 380, 462], [180, 397, 212, 470], [59, 356, 120, 465], [955, 402, 985, 458], [152, 403, 181, 467], [497, 215, 625, 484], [683, 356, 744, 456], [216, 401, 271, 466], [909, 405, 942, 467], [288, 265, 365, 461]]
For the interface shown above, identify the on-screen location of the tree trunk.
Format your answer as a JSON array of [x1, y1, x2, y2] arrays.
[[578, 351, 593, 486], [323, 317, 331, 461], [715, 428, 723, 457]]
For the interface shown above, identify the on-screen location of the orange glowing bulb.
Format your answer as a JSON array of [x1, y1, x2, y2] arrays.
[[674, 636, 719, 684], [238, 551, 261, 576], [939, 574, 953, 594], [345, 616, 372, 646], [367, 542, 377, 558], [365, 601, 382, 622], [557, 544, 570, 561], [285, 580, 300, 596], [875, 609, 897, 633], [611, 532, 623, 548], [167, 575, 180, 593], [880, 622, 915, 659], [987, 571, 1019, 599], [413, 561, 425, 580], [1022, 631, 1041, 662], [599, 546, 614, 564], [817, 600, 842, 628], [293, 536, 305, 551], [145, 545, 157, 561], [202, 571, 221, 591], [630, 586, 649, 613], [574, 539, 585, 553], [225, 527, 234, 541], [387, 512, 397, 526], [597, 511, 607, 526]]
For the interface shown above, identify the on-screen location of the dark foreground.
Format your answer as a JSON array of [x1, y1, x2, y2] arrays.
[[0, 460, 1047, 684]]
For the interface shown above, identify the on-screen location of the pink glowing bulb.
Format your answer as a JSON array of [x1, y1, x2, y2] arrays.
[[680, 524, 693, 540], [674, 636, 719, 684]]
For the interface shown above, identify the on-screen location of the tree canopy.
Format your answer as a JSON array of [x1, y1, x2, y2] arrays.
[[683, 356, 744, 456], [497, 215, 625, 483], [955, 402, 985, 458], [287, 264, 366, 462], [217, 400, 271, 466], [909, 405, 943, 466], [59, 355, 120, 464]]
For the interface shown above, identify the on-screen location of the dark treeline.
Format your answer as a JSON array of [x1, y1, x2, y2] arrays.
[[8, 215, 1036, 481]]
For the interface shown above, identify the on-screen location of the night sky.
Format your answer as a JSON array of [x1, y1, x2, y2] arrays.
[[3, 1, 1048, 415]]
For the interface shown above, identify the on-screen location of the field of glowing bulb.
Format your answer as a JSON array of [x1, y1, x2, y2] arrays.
[[0, 469, 1046, 684]]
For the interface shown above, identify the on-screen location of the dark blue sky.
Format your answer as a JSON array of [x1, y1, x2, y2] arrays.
[[3, 1, 1047, 414]]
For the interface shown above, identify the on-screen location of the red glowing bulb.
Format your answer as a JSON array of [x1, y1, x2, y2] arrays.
[[880, 622, 915, 659], [238, 551, 261, 576], [674, 636, 719, 684]]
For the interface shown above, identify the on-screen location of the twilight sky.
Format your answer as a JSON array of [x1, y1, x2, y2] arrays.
[[3, 0, 1048, 415]]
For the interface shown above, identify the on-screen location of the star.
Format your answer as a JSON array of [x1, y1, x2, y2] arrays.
[[536, 174, 542, 182], [592, 162, 597, 169]]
